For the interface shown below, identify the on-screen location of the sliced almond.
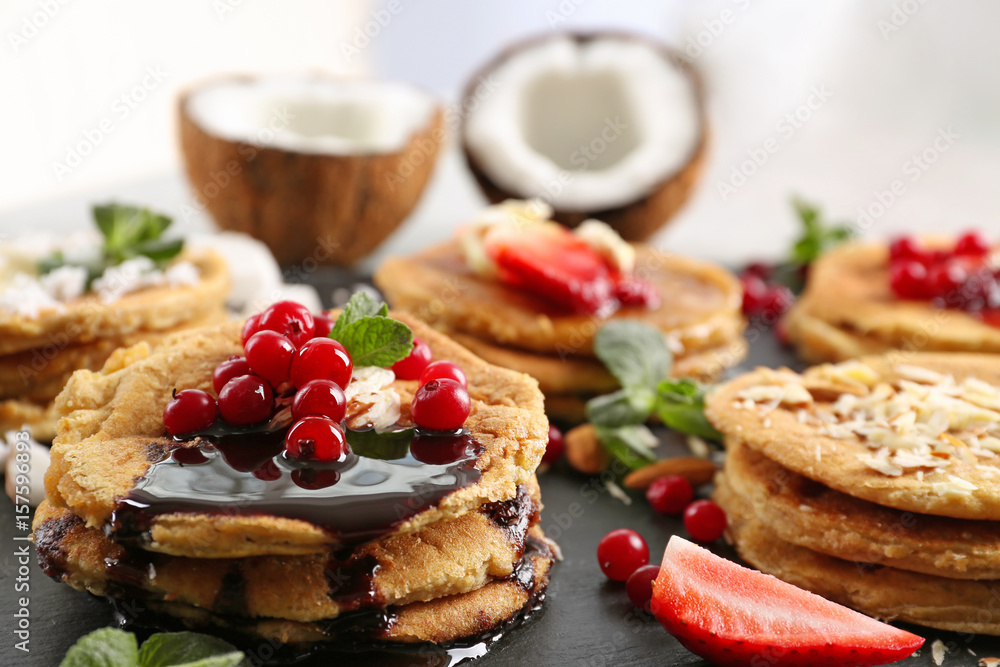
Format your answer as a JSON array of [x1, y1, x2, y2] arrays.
[[623, 456, 718, 490]]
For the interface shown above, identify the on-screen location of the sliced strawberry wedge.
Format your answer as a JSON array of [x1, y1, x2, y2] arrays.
[[486, 225, 617, 315], [651, 537, 924, 667]]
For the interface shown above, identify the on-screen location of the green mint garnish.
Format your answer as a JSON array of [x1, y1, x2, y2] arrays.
[[789, 197, 853, 267], [329, 292, 413, 368], [60, 628, 245, 667], [656, 378, 723, 441], [593, 320, 672, 390], [346, 427, 415, 460]]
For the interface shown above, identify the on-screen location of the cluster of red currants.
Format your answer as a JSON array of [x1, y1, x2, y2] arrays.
[[739, 264, 795, 319], [391, 337, 472, 432], [888, 232, 998, 313]]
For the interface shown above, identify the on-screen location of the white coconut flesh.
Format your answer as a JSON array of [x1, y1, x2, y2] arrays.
[[464, 36, 701, 211], [185, 77, 438, 155]]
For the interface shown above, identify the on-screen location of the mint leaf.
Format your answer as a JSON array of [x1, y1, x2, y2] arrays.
[[60, 628, 139, 667], [789, 197, 852, 267], [594, 320, 672, 391], [137, 632, 245, 667], [335, 317, 413, 367], [656, 379, 722, 441], [345, 427, 414, 460], [586, 387, 656, 428], [595, 425, 658, 471], [330, 292, 389, 340]]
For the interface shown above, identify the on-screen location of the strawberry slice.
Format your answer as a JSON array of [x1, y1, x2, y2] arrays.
[[651, 537, 924, 667], [486, 225, 616, 315]]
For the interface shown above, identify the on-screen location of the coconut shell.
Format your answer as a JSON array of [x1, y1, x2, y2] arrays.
[[461, 32, 707, 242], [178, 76, 444, 266]]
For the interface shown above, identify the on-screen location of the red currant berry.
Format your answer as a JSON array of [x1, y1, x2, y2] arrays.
[[646, 475, 694, 515], [743, 262, 773, 280], [542, 424, 565, 466], [888, 236, 927, 263], [955, 231, 991, 257], [890, 260, 931, 300], [259, 300, 315, 348], [245, 331, 296, 386], [252, 459, 282, 481], [760, 284, 794, 316], [290, 338, 353, 389], [683, 499, 728, 542], [597, 528, 649, 582], [419, 360, 467, 388], [928, 260, 968, 298], [626, 564, 661, 612], [411, 379, 471, 431], [163, 389, 216, 436], [218, 375, 273, 426], [292, 379, 347, 422], [740, 273, 768, 315], [213, 356, 251, 394], [391, 337, 433, 380], [284, 416, 348, 462], [241, 313, 262, 347], [292, 468, 340, 490], [313, 312, 335, 338]]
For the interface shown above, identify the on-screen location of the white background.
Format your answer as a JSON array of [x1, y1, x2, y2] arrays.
[[2, 0, 999, 267]]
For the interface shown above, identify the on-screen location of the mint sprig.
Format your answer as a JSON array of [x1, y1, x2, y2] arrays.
[[586, 319, 721, 471], [60, 628, 246, 667], [329, 292, 413, 368]]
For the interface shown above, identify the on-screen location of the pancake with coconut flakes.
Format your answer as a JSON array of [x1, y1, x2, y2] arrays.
[[0, 250, 230, 357], [45, 312, 548, 558], [722, 437, 1000, 579], [785, 241, 1000, 363], [715, 477, 1000, 636], [706, 354, 1000, 520], [375, 239, 744, 357], [33, 478, 543, 623]]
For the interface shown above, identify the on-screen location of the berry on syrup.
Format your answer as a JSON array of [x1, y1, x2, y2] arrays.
[[411, 378, 471, 431], [284, 416, 349, 462], [218, 374, 274, 426], [163, 389, 217, 436], [291, 379, 347, 422]]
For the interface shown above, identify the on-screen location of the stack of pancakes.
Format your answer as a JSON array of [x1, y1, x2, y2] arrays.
[[786, 241, 1000, 363], [33, 314, 556, 651], [0, 251, 230, 440], [706, 354, 1000, 635], [375, 240, 747, 421]]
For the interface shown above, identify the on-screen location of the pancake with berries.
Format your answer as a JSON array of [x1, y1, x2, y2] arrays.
[[374, 200, 746, 419], [785, 232, 1000, 363], [44, 299, 548, 558]]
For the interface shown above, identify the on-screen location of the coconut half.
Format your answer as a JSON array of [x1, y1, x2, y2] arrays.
[[462, 33, 705, 241], [179, 74, 444, 265]]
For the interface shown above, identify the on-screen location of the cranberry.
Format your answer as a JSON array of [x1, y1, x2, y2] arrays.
[[391, 337, 433, 380], [241, 313, 263, 347], [290, 338, 353, 389], [889, 260, 930, 300], [409, 433, 474, 465], [259, 300, 315, 348], [291, 379, 347, 422], [542, 424, 565, 466], [284, 416, 348, 462], [928, 260, 968, 298], [213, 356, 251, 393], [292, 468, 340, 490], [163, 389, 216, 436], [597, 528, 649, 582], [626, 564, 661, 612], [740, 273, 769, 315], [218, 375, 273, 426], [252, 459, 282, 481], [743, 262, 773, 280], [646, 475, 694, 515], [684, 499, 728, 542], [419, 360, 467, 388], [954, 230, 991, 257], [245, 331, 296, 386], [888, 236, 927, 263], [313, 312, 335, 338], [760, 285, 794, 316], [411, 379, 471, 431]]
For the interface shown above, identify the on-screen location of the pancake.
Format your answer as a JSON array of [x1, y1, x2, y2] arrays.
[[374, 240, 743, 356], [784, 304, 892, 364], [706, 354, 1000, 520], [45, 312, 548, 557], [33, 478, 542, 623], [722, 437, 1000, 579], [786, 242, 1000, 362], [715, 475, 1000, 636], [0, 250, 230, 357]]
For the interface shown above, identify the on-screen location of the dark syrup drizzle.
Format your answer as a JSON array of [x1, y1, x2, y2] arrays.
[[108, 426, 483, 549]]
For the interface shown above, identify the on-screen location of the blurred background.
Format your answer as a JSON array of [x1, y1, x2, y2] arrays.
[[2, 0, 998, 266]]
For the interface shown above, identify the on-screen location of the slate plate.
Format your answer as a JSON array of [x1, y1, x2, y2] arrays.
[[0, 271, 993, 666]]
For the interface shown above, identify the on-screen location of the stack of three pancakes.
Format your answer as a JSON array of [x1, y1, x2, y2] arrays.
[[33, 314, 556, 654]]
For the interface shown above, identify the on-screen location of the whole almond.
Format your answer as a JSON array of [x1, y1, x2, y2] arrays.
[[564, 424, 611, 475], [623, 457, 718, 490]]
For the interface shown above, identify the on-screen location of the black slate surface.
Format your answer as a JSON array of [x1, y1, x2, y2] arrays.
[[1, 271, 996, 666]]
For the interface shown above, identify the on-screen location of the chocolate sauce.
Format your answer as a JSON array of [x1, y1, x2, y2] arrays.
[[109, 426, 483, 548]]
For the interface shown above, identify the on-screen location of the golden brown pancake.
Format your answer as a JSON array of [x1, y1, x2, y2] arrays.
[[46, 313, 548, 557]]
